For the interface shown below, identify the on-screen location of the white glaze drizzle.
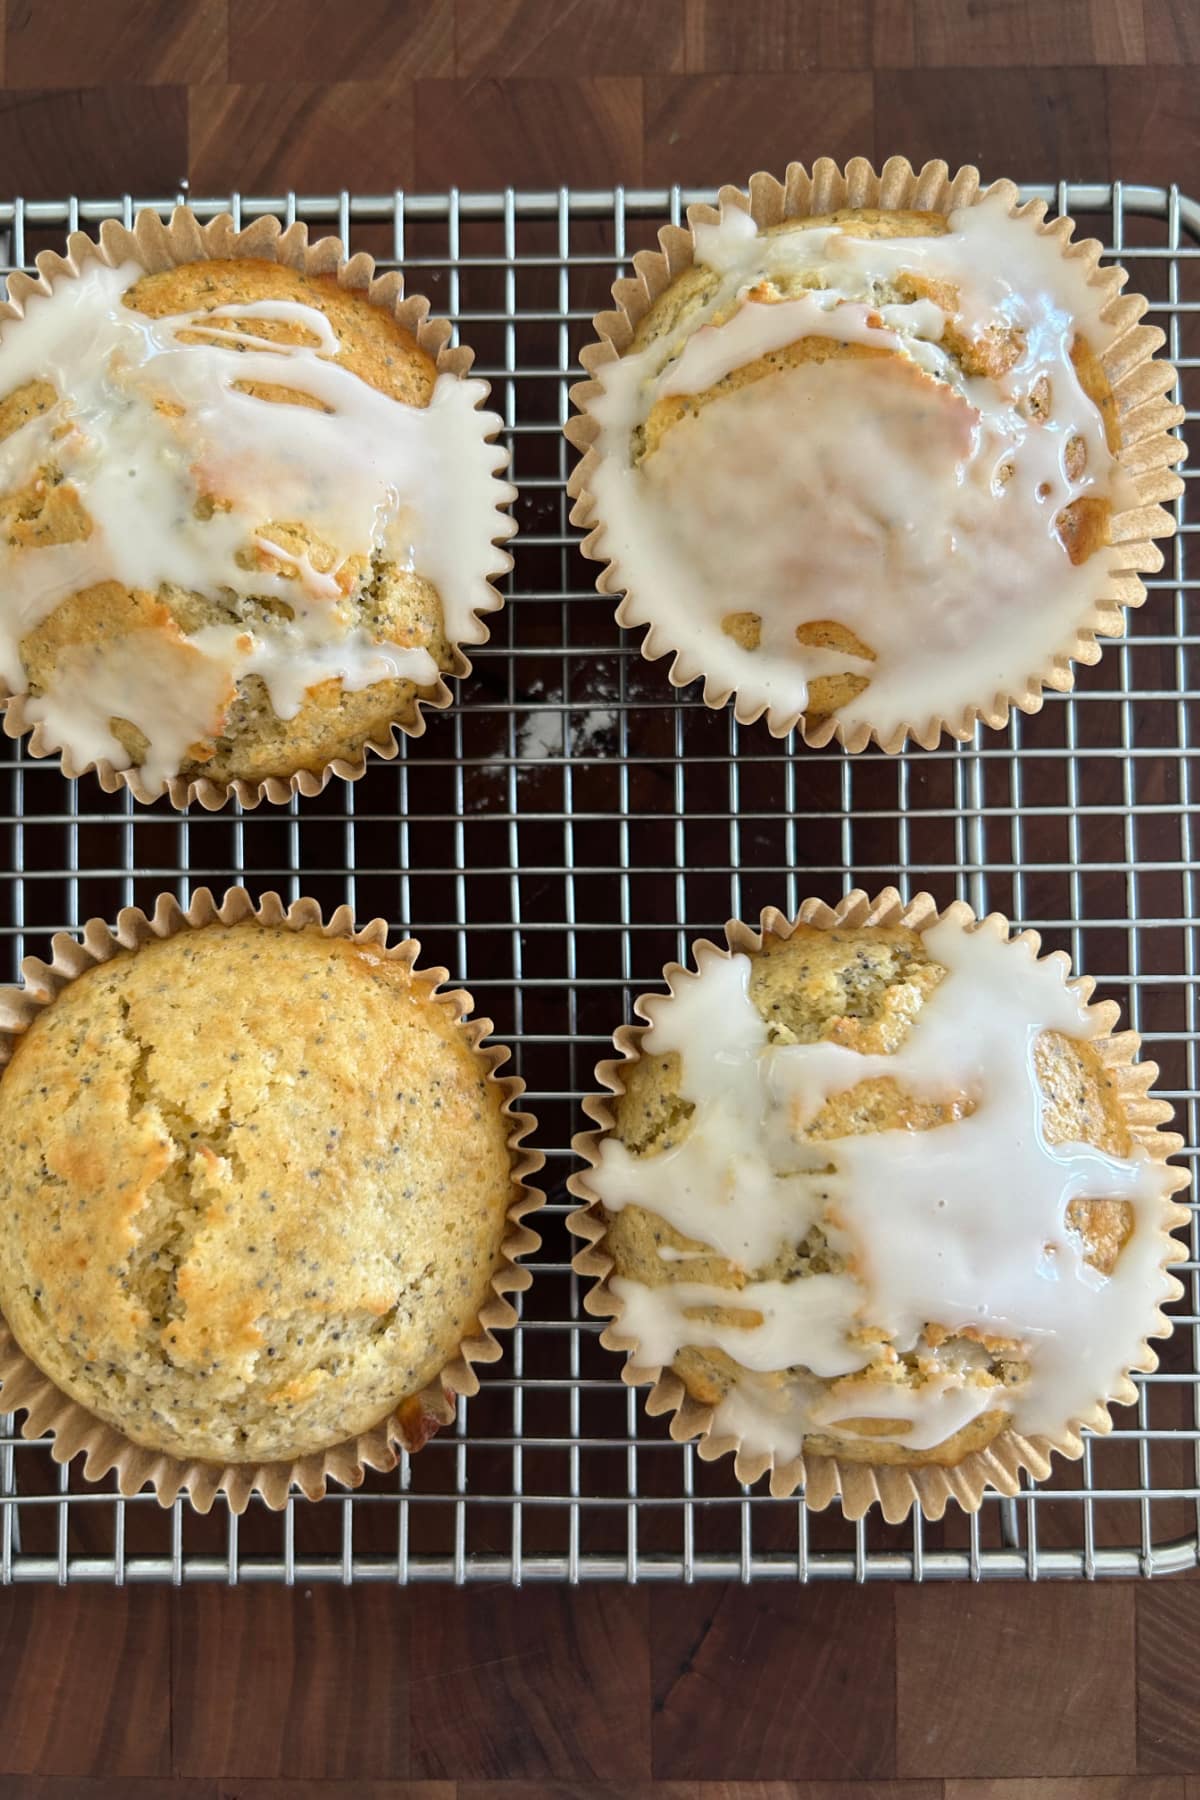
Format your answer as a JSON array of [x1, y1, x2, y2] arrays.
[[0, 260, 512, 781], [592, 922, 1176, 1460], [588, 192, 1134, 736]]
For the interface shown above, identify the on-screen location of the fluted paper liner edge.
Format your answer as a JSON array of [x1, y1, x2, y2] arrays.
[[0, 206, 518, 809], [566, 155, 1186, 752], [0, 887, 544, 1513], [567, 887, 1191, 1523]]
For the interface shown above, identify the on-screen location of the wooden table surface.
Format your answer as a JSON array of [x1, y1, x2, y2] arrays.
[[1, 2, 1200, 1796]]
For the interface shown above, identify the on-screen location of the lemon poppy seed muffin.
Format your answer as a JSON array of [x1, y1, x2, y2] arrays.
[[572, 164, 1182, 749], [0, 224, 512, 798], [580, 907, 1184, 1490], [0, 922, 521, 1465]]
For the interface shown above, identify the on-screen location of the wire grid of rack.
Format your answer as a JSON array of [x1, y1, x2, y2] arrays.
[[0, 180, 1197, 1586]]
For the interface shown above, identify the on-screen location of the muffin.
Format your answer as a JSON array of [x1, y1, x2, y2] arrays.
[[569, 889, 1189, 1521], [0, 889, 542, 1510], [0, 207, 515, 807], [567, 157, 1184, 750]]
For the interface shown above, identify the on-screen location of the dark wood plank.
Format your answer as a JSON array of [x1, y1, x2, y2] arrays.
[[229, 0, 453, 83], [650, 1585, 897, 1782], [171, 1588, 408, 1781], [682, 0, 874, 71], [188, 81, 414, 192], [407, 1586, 651, 1781], [873, 1, 918, 65], [414, 77, 642, 188], [1143, 0, 1200, 59], [456, 0, 685, 76], [1137, 1583, 1200, 1771], [1107, 65, 1200, 187], [643, 73, 874, 187], [6, 0, 225, 86], [947, 1781, 1185, 1800], [910, 0, 1145, 64], [698, 1785, 944, 1800], [874, 66, 1111, 183], [0, 1590, 171, 1778], [0, 1782, 216, 1799], [896, 1586, 1136, 1778], [458, 1785, 697, 1799], [0, 85, 187, 196], [216, 1785, 451, 1799]]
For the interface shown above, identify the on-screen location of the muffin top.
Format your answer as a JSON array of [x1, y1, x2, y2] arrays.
[[0, 253, 512, 788], [586, 194, 1132, 740], [588, 917, 1177, 1469], [0, 924, 518, 1464]]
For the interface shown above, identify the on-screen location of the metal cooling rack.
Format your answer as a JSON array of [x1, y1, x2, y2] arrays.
[[0, 181, 1197, 1585]]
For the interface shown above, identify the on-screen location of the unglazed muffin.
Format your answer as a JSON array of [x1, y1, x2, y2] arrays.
[[0, 912, 533, 1470], [571, 894, 1188, 1514], [568, 158, 1183, 750], [0, 210, 513, 804]]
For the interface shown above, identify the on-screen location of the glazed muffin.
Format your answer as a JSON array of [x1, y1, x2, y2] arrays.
[[0, 211, 513, 804], [568, 158, 1183, 750], [0, 910, 535, 1471], [571, 894, 1187, 1512]]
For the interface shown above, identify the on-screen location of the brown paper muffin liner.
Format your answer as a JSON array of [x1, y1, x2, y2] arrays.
[[0, 205, 517, 808], [0, 886, 543, 1513], [568, 887, 1191, 1523], [566, 155, 1186, 752]]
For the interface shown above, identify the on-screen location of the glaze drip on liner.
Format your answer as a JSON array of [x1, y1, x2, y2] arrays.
[[587, 192, 1133, 738], [0, 262, 512, 784], [591, 921, 1176, 1462]]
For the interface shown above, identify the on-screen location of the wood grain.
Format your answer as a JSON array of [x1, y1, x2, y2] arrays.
[[407, 1586, 651, 1781], [1143, 0, 1200, 59], [895, 1586, 1137, 1778], [455, 0, 685, 76], [874, 66, 1112, 184], [946, 1782, 1187, 1800], [6, 0, 225, 86], [698, 1786, 944, 1800], [171, 1588, 408, 1780], [414, 77, 642, 187], [1108, 65, 1200, 185], [1137, 1583, 1200, 1771], [909, 0, 1146, 65], [215, 1785, 451, 1799], [189, 80, 414, 191], [682, 0, 878, 72], [643, 73, 875, 186], [650, 1586, 897, 1781], [230, 0, 453, 83], [0, 1589, 171, 1777], [457, 1785, 698, 1799], [0, 1782, 217, 1799], [0, 84, 187, 195]]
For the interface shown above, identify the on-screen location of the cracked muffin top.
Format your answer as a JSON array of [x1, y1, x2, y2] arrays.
[[0, 922, 517, 1464], [0, 251, 511, 792]]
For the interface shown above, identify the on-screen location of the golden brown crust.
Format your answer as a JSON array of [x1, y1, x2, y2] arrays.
[[126, 260, 438, 407], [0, 923, 518, 1464], [601, 921, 1142, 1470]]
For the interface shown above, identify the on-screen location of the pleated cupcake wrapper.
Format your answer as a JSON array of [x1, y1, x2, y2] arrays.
[[566, 155, 1186, 752], [568, 886, 1191, 1524], [0, 205, 517, 809], [0, 887, 544, 1513]]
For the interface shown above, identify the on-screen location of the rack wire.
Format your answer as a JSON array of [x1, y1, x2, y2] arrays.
[[0, 181, 1197, 1585]]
